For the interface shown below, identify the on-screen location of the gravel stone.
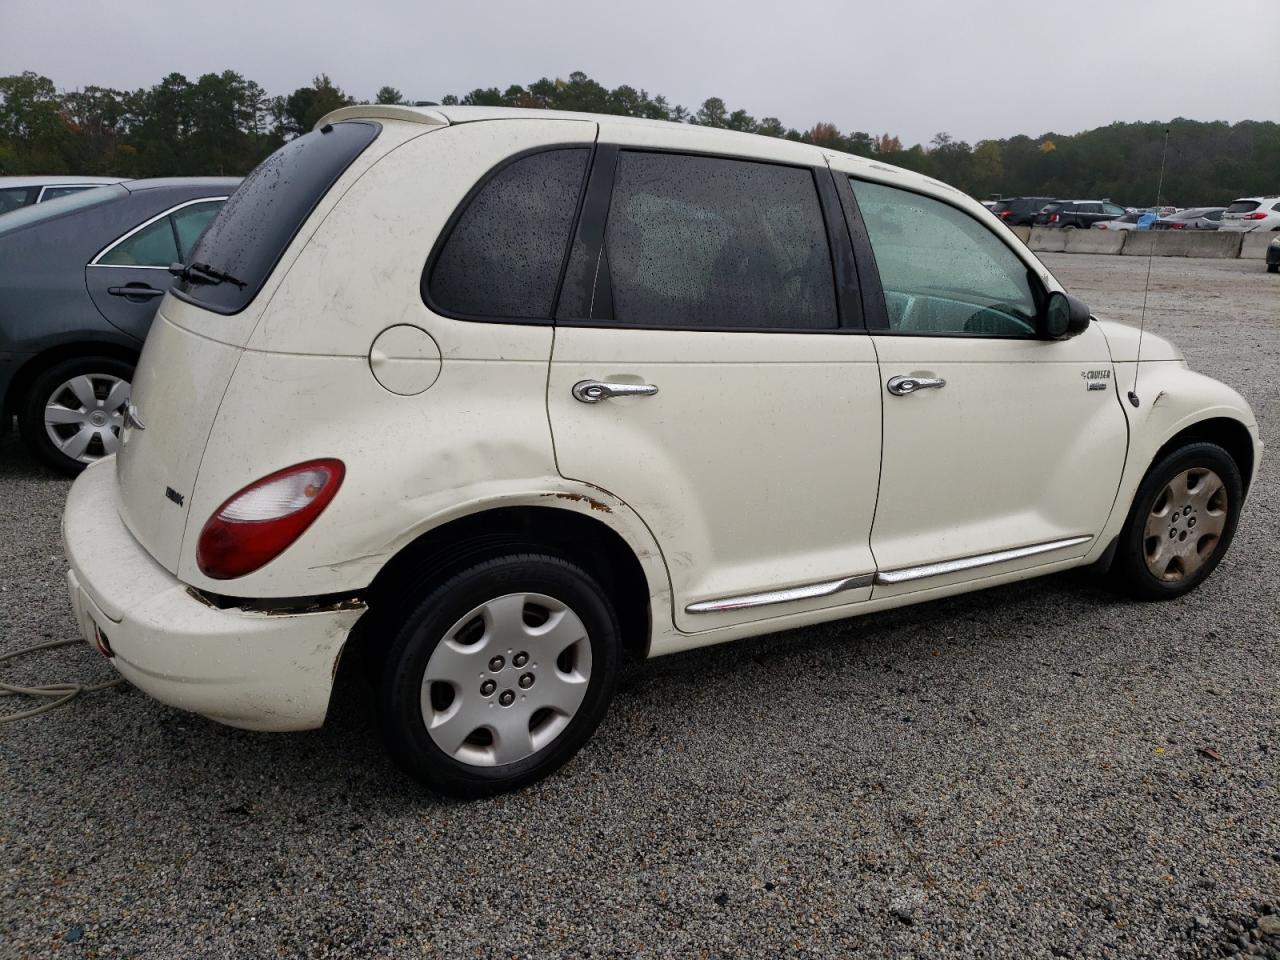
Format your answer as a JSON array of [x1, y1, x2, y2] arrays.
[[1, 254, 1277, 958]]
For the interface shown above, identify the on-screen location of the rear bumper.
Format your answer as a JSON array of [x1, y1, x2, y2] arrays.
[[62, 459, 366, 731]]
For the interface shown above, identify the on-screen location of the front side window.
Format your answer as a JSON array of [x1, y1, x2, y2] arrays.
[[593, 152, 836, 330], [850, 178, 1039, 337], [428, 148, 589, 320]]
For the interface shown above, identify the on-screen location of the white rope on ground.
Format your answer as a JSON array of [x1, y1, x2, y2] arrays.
[[0, 638, 125, 723]]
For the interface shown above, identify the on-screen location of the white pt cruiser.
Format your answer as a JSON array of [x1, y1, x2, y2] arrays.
[[63, 106, 1262, 797]]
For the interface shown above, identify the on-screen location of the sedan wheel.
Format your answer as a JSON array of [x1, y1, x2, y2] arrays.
[[43, 373, 130, 465], [19, 355, 136, 476]]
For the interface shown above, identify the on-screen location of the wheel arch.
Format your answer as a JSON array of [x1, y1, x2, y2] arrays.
[[1147, 416, 1257, 496], [352, 501, 664, 669], [3, 339, 140, 420]]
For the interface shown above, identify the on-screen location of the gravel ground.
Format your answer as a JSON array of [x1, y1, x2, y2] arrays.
[[1, 254, 1277, 959]]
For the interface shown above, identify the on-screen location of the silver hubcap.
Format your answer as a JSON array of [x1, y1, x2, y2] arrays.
[[1143, 467, 1228, 581], [421, 593, 592, 767], [43, 374, 130, 464]]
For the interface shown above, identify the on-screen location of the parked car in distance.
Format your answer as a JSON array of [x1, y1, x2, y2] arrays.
[[1095, 211, 1144, 231], [991, 196, 1055, 226], [1267, 236, 1279, 272], [1152, 207, 1226, 230], [0, 177, 238, 474], [1219, 196, 1280, 232], [1035, 200, 1127, 228], [0, 176, 128, 215], [62, 105, 1260, 798]]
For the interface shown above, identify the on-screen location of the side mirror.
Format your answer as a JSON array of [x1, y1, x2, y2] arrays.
[[1041, 291, 1091, 340]]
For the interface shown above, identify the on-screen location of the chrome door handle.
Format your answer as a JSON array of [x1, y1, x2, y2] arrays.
[[886, 375, 946, 396], [572, 380, 659, 403]]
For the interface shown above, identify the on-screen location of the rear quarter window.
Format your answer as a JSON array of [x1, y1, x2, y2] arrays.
[[427, 148, 590, 320], [173, 120, 381, 315]]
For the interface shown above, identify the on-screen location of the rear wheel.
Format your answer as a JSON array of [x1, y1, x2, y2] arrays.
[[1109, 442, 1243, 600], [19, 355, 134, 476], [1267, 263, 1278, 273], [379, 552, 621, 797]]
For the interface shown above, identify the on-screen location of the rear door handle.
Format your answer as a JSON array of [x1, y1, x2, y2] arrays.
[[572, 380, 659, 403], [107, 284, 165, 300], [887, 375, 946, 396]]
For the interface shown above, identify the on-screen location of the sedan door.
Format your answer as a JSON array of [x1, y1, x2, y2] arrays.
[[548, 135, 883, 632], [85, 197, 225, 340], [832, 171, 1128, 597]]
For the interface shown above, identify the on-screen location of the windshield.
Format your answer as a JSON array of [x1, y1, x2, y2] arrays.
[[174, 120, 381, 315], [0, 183, 126, 237]]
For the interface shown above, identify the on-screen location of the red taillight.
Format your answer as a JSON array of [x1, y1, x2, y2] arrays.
[[196, 459, 345, 580], [998, 210, 1012, 219], [1170, 222, 1185, 229], [1243, 212, 1267, 220], [1049, 213, 1059, 223]]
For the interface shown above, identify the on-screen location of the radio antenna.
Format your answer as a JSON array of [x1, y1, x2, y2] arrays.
[[1129, 127, 1170, 408]]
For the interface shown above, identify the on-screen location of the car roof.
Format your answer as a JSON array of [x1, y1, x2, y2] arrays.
[[122, 176, 242, 193], [317, 103, 928, 192], [0, 175, 128, 188]]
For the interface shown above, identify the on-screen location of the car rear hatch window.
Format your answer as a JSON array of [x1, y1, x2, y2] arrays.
[[1225, 201, 1260, 214], [172, 120, 381, 315]]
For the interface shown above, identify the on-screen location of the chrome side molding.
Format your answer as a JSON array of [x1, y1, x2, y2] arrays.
[[684, 536, 1093, 614], [874, 535, 1093, 585], [685, 573, 875, 614]]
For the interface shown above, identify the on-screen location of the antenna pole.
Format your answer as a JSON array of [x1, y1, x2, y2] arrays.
[[1129, 128, 1170, 408]]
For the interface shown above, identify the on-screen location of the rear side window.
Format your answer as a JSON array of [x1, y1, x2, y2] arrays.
[[428, 148, 589, 320], [1227, 201, 1259, 213], [175, 120, 380, 314], [99, 217, 179, 267], [591, 152, 836, 330]]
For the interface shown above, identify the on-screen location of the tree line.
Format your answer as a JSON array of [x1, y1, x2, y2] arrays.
[[2, 69, 1276, 206]]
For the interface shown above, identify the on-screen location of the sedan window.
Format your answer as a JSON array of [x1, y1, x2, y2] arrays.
[[0, 186, 35, 213], [98, 216, 179, 267], [171, 201, 223, 259], [851, 178, 1038, 337]]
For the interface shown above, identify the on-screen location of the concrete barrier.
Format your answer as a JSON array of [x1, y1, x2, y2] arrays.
[[1064, 229, 1126, 255], [1010, 225, 1031, 244], [1028, 226, 1066, 253], [1120, 231, 1243, 259], [1240, 233, 1277, 260]]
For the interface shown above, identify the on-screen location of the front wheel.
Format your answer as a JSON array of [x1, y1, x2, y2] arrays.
[[379, 552, 621, 797], [19, 355, 134, 476], [1109, 442, 1243, 600]]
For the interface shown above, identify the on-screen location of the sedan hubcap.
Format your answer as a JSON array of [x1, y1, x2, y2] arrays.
[[1143, 468, 1228, 581], [421, 593, 592, 767], [43, 374, 130, 464]]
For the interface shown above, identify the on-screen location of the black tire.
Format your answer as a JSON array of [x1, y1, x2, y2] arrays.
[[1267, 263, 1278, 274], [1109, 442, 1243, 601], [379, 552, 621, 798], [18, 355, 135, 477]]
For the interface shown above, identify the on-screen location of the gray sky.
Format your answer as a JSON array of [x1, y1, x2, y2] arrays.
[[3, 0, 1277, 145]]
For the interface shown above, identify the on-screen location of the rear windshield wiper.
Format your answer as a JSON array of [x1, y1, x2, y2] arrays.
[[168, 261, 247, 289]]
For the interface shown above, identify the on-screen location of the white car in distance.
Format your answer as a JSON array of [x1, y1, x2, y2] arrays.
[[61, 106, 1262, 797], [1218, 196, 1280, 232]]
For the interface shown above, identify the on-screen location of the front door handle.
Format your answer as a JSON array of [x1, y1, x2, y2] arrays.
[[572, 380, 659, 404], [107, 284, 166, 301], [887, 375, 946, 396]]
